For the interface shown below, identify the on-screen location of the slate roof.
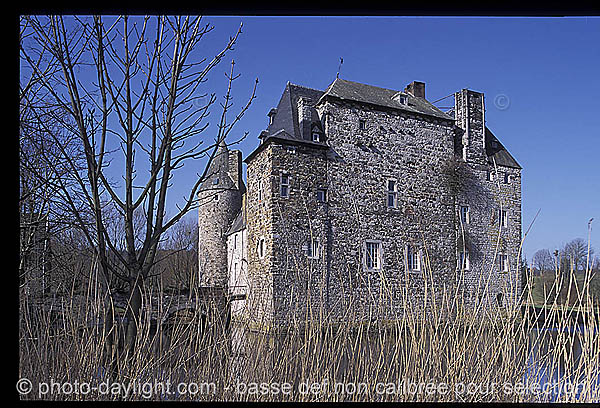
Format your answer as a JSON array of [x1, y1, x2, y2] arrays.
[[247, 78, 519, 170], [226, 209, 245, 235], [266, 82, 325, 141], [485, 127, 521, 169], [199, 140, 245, 192], [318, 78, 453, 121]]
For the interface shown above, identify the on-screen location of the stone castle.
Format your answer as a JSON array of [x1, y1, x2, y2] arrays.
[[198, 77, 522, 329]]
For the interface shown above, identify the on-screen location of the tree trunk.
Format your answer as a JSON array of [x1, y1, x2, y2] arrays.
[[124, 275, 143, 357]]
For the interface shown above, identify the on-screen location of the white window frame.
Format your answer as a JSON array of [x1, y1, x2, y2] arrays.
[[499, 209, 508, 228], [364, 240, 382, 270], [316, 188, 327, 203], [487, 170, 495, 182], [280, 173, 290, 198], [312, 132, 320, 142], [307, 238, 320, 259], [407, 245, 421, 272], [387, 178, 398, 209], [459, 205, 470, 224], [458, 251, 470, 270], [499, 253, 509, 272], [257, 237, 266, 259], [359, 119, 366, 130]]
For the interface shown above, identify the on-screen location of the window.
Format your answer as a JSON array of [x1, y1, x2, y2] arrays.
[[398, 95, 408, 105], [280, 173, 290, 198], [287, 146, 297, 154], [498, 209, 508, 228], [258, 179, 263, 202], [458, 251, 470, 270], [459, 205, 470, 224], [257, 238, 266, 259], [316, 188, 327, 203], [307, 238, 320, 259], [312, 132, 320, 142], [359, 119, 366, 130], [365, 241, 381, 270], [499, 253, 508, 272], [387, 179, 398, 209], [487, 171, 495, 182], [407, 245, 420, 271], [503, 173, 511, 184]]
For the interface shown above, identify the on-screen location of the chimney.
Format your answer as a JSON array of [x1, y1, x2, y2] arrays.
[[404, 81, 426, 99], [228, 150, 243, 190], [454, 89, 486, 164], [297, 97, 312, 140]]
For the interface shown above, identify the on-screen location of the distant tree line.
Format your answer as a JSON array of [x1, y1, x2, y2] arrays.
[[531, 238, 598, 275]]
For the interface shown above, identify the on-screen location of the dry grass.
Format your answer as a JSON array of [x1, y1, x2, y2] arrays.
[[18, 259, 600, 402]]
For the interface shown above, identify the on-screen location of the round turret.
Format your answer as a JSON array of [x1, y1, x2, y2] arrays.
[[198, 141, 243, 288]]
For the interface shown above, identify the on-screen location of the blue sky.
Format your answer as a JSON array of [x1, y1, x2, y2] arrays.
[[94, 16, 600, 263]]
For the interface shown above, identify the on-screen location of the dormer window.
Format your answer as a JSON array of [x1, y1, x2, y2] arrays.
[[398, 95, 408, 105], [312, 132, 320, 142]]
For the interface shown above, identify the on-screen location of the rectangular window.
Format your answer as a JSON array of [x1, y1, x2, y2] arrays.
[[458, 251, 470, 270], [504, 173, 510, 184], [258, 179, 263, 202], [499, 253, 509, 272], [365, 241, 381, 270], [407, 245, 420, 271], [312, 132, 320, 142], [459, 205, 470, 224], [316, 188, 327, 203], [258, 238, 265, 259], [280, 173, 290, 198], [487, 171, 495, 182], [387, 179, 398, 208], [498, 209, 508, 228], [307, 238, 320, 259], [359, 119, 366, 130]]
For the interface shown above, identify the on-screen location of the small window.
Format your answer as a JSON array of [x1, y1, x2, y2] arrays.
[[458, 251, 470, 270], [280, 173, 290, 198], [316, 188, 327, 203], [498, 209, 508, 228], [287, 146, 297, 154], [487, 171, 495, 182], [407, 245, 420, 271], [499, 253, 508, 272], [398, 95, 407, 105], [459, 205, 470, 224], [365, 241, 382, 270], [257, 238, 266, 259], [307, 238, 320, 259], [312, 132, 320, 142], [258, 179, 263, 202], [387, 179, 398, 209], [359, 119, 366, 130]]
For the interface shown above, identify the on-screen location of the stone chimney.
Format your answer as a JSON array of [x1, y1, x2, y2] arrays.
[[454, 89, 486, 164], [228, 149, 243, 190], [404, 81, 426, 98], [297, 97, 312, 140]]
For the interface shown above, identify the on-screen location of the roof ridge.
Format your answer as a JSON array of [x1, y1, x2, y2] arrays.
[[287, 82, 323, 93]]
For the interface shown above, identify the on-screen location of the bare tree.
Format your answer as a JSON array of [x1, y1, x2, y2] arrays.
[[561, 238, 595, 273], [532, 249, 553, 275], [20, 15, 257, 359]]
